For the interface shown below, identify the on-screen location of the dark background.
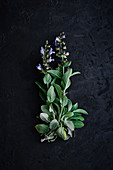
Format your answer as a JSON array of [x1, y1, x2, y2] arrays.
[[0, 0, 113, 170]]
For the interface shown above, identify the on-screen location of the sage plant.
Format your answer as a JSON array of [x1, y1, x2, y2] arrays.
[[35, 32, 88, 142]]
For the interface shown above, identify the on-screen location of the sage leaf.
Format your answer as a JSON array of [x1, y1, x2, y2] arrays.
[[73, 109, 88, 115], [72, 120, 84, 128], [68, 99, 72, 111], [35, 81, 46, 94], [54, 83, 62, 99], [35, 124, 49, 134], [62, 112, 74, 120], [41, 105, 50, 114], [40, 113, 49, 123], [47, 70, 62, 79], [62, 68, 72, 90], [39, 90, 46, 102], [64, 120, 74, 131], [47, 86, 56, 103], [68, 115, 84, 121], [71, 103, 78, 111], [60, 95, 68, 107], [56, 127, 67, 140], [71, 72, 81, 77], [51, 78, 56, 85], [43, 73, 52, 84], [63, 61, 71, 67], [49, 119, 59, 130]]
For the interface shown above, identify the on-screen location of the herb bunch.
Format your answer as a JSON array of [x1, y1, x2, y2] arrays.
[[35, 32, 88, 142]]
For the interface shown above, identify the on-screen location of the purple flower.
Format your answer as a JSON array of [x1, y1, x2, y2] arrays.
[[40, 47, 44, 55], [36, 64, 42, 70], [47, 56, 55, 63], [49, 48, 55, 55], [54, 40, 57, 47], [65, 52, 69, 56], [46, 65, 49, 70]]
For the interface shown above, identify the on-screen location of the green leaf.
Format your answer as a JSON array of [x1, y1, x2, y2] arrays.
[[73, 109, 88, 115], [54, 83, 62, 99], [62, 69, 72, 90], [56, 127, 67, 140], [72, 120, 84, 128], [73, 113, 81, 116], [63, 61, 71, 67], [43, 73, 52, 84], [41, 105, 50, 114], [61, 80, 65, 89], [62, 68, 72, 82], [71, 72, 81, 77], [47, 86, 56, 103], [35, 81, 46, 94], [39, 90, 46, 102], [60, 95, 68, 107], [63, 107, 68, 114], [49, 119, 59, 130], [51, 78, 56, 85], [71, 103, 78, 111], [64, 120, 74, 131], [62, 112, 74, 120], [68, 115, 84, 121], [40, 113, 49, 123], [68, 99, 72, 112], [35, 124, 49, 134], [47, 70, 62, 79], [65, 79, 71, 90]]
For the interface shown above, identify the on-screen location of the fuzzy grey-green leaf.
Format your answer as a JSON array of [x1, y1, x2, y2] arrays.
[[64, 120, 74, 131], [56, 127, 67, 140], [35, 124, 49, 134], [54, 83, 62, 99], [43, 73, 52, 84], [68, 99, 72, 111], [49, 119, 59, 130], [47, 70, 62, 79], [73, 109, 88, 115], [40, 113, 49, 123], [47, 86, 56, 102], [41, 105, 50, 114]]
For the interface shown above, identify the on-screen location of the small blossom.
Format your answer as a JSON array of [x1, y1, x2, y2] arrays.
[[56, 37, 61, 42], [47, 56, 55, 63], [46, 65, 49, 70], [65, 52, 69, 56], [62, 35, 66, 39], [40, 47, 44, 55], [36, 64, 42, 70], [63, 46, 66, 49], [49, 48, 55, 55]]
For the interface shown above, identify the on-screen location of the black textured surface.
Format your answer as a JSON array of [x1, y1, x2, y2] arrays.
[[0, 0, 113, 170]]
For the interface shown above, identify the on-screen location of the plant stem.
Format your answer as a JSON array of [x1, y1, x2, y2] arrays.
[[58, 106, 63, 122]]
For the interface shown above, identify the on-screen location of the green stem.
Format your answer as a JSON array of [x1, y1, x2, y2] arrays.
[[58, 106, 63, 122], [52, 111, 55, 119]]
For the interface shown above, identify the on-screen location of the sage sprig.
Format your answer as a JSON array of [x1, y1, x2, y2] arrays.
[[35, 32, 88, 142]]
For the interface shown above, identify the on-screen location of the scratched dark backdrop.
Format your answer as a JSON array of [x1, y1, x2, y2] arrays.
[[0, 0, 113, 170]]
